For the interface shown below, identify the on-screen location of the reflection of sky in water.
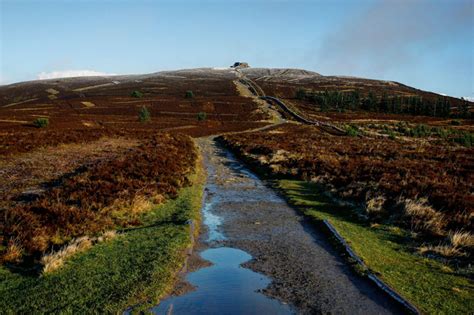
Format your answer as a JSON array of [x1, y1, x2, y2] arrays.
[[149, 144, 295, 314], [203, 201, 226, 241], [152, 247, 293, 315]]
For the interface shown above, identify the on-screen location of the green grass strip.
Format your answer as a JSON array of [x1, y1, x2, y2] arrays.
[[0, 169, 204, 314], [278, 179, 474, 315]]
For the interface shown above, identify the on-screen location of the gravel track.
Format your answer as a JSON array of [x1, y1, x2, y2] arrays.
[[197, 137, 403, 314]]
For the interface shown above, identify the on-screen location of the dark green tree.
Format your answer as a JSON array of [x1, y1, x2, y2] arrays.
[[296, 89, 307, 100], [131, 90, 143, 98], [185, 90, 194, 99]]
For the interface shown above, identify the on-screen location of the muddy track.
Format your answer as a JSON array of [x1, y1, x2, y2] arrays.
[[195, 138, 404, 314]]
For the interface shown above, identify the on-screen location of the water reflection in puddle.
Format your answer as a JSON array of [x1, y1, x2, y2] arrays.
[[202, 201, 225, 241], [150, 142, 294, 314], [152, 247, 293, 315]]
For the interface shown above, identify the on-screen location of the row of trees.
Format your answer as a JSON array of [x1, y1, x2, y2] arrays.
[[296, 89, 470, 118]]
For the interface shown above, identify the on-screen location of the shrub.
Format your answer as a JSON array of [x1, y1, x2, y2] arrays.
[[412, 124, 430, 137], [138, 106, 151, 123], [131, 90, 143, 98], [185, 90, 194, 99], [396, 121, 410, 134], [435, 127, 449, 139], [33, 117, 49, 128], [452, 131, 473, 147], [197, 112, 207, 121], [450, 120, 461, 126], [220, 124, 472, 237], [387, 130, 396, 140], [344, 124, 359, 137]]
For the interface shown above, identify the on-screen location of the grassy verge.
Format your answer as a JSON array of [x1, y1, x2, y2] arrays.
[[278, 179, 473, 315], [0, 163, 205, 314]]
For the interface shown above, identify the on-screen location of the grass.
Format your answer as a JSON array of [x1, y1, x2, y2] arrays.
[[277, 179, 474, 315], [0, 164, 205, 314]]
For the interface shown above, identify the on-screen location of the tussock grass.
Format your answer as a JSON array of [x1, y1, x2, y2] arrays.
[[365, 195, 386, 218], [449, 231, 474, 249], [402, 198, 446, 236], [418, 244, 464, 258], [41, 231, 117, 274], [2, 239, 23, 263], [418, 231, 474, 259], [41, 237, 93, 274]]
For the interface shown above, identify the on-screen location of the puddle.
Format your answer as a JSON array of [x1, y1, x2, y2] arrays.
[[148, 140, 293, 314], [202, 200, 226, 242], [152, 247, 293, 315], [144, 139, 402, 314]]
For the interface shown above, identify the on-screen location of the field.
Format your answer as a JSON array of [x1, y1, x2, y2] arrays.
[[220, 123, 473, 249], [1, 168, 205, 312], [0, 69, 269, 145], [2, 133, 197, 262], [219, 121, 474, 312], [1, 67, 473, 312], [0, 127, 206, 311], [0, 69, 271, 312]]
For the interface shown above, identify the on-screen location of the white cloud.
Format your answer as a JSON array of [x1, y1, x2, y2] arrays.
[[37, 70, 116, 80]]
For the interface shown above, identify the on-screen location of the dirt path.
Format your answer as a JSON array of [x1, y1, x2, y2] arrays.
[[196, 137, 403, 314]]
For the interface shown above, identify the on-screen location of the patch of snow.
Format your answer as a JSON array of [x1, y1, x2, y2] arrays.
[[37, 70, 116, 80]]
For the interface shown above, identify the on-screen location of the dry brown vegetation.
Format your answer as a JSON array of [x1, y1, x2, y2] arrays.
[[1, 133, 197, 263], [242, 70, 470, 119], [0, 69, 269, 143], [41, 231, 117, 273], [0, 69, 271, 268], [220, 123, 473, 258], [1, 68, 472, 265]]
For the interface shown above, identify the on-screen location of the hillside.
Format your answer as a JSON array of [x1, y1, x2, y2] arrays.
[[1, 66, 473, 314], [1, 68, 470, 136]]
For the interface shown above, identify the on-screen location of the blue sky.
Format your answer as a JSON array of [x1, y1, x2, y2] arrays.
[[1, 0, 472, 97]]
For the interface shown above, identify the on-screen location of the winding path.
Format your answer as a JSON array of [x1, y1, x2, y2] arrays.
[[236, 72, 346, 135], [186, 138, 403, 314], [153, 70, 404, 314]]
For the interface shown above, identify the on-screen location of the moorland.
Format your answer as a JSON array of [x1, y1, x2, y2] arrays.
[[0, 67, 472, 313]]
